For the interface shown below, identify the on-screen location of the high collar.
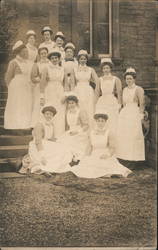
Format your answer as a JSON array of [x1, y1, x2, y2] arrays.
[[127, 83, 136, 89], [26, 43, 37, 50], [16, 55, 27, 63]]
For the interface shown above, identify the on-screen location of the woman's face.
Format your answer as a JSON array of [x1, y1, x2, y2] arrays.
[[43, 31, 51, 41], [19, 48, 28, 59], [28, 35, 35, 45], [67, 100, 77, 110], [65, 48, 74, 59], [44, 111, 54, 121], [96, 117, 106, 130], [125, 75, 135, 87], [79, 55, 87, 65], [39, 49, 48, 60], [102, 64, 111, 75], [50, 55, 60, 65], [56, 37, 64, 47]]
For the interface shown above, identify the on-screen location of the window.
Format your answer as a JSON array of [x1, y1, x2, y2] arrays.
[[59, 0, 112, 57]]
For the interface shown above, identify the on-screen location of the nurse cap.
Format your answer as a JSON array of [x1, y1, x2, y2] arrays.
[[100, 57, 113, 65], [41, 26, 53, 34], [65, 42, 75, 50], [125, 67, 136, 73], [12, 40, 25, 51], [26, 30, 36, 36], [54, 31, 65, 40], [78, 49, 88, 56]]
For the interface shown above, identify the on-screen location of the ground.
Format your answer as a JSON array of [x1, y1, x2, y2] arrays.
[[0, 165, 157, 247]]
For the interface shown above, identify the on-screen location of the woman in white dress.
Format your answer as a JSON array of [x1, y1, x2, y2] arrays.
[[58, 93, 89, 161], [95, 58, 122, 138], [54, 31, 65, 61], [72, 50, 99, 128], [71, 111, 132, 178], [39, 26, 56, 53], [28, 105, 73, 174], [4, 40, 32, 129], [62, 42, 78, 91], [30, 47, 49, 127], [116, 67, 145, 161], [40, 50, 68, 138], [26, 30, 38, 63]]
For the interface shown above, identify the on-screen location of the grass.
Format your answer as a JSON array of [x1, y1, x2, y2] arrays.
[[0, 166, 157, 247]]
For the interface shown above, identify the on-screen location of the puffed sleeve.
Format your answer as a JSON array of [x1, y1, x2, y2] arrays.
[[136, 86, 144, 113], [31, 63, 40, 84], [115, 76, 123, 105], [33, 123, 44, 151], [40, 67, 48, 93], [5, 60, 16, 86], [91, 68, 100, 104], [79, 109, 89, 131]]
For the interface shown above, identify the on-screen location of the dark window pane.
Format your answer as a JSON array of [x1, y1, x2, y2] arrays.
[[93, 0, 109, 55]]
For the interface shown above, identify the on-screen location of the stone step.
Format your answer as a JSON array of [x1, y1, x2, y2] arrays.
[[0, 107, 5, 116], [0, 134, 32, 146], [0, 99, 7, 107], [0, 145, 28, 158], [0, 127, 32, 136]]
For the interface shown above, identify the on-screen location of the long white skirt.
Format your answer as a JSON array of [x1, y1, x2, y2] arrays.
[[71, 148, 132, 178], [58, 130, 89, 160], [96, 94, 119, 136], [116, 103, 145, 161], [4, 74, 32, 129], [45, 82, 65, 138], [29, 140, 73, 173], [31, 84, 41, 128], [74, 83, 94, 128]]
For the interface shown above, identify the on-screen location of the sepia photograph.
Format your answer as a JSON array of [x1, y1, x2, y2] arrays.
[[0, 0, 157, 248]]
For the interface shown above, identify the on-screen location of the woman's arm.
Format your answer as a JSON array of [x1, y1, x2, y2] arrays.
[[31, 63, 40, 84], [33, 123, 44, 151], [79, 110, 89, 132], [115, 77, 123, 106], [69, 69, 76, 91], [5, 60, 16, 86], [136, 86, 145, 113], [40, 67, 48, 94], [91, 68, 101, 104], [107, 131, 116, 156]]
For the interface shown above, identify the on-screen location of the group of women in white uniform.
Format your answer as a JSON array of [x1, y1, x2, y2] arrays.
[[4, 26, 145, 178]]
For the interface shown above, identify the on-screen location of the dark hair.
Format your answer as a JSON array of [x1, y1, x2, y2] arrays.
[[64, 46, 75, 52], [41, 29, 53, 35], [42, 106, 57, 116], [38, 47, 48, 55], [27, 34, 36, 39], [54, 35, 65, 42], [77, 54, 88, 61], [101, 62, 113, 70], [13, 44, 26, 55], [48, 52, 61, 59], [124, 72, 136, 79], [66, 95, 79, 104], [94, 113, 108, 120]]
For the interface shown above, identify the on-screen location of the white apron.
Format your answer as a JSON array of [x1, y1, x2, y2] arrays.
[[74, 66, 94, 128], [116, 85, 145, 161], [44, 64, 65, 138], [71, 129, 132, 178], [4, 59, 32, 129], [96, 76, 119, 136]]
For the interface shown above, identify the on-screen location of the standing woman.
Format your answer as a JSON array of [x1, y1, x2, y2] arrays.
[[116, 67, 145, 161], [26, 30, 38, 63], [4, 41, 32, 129], [54, 31, 66, 61], [95, 58, 122, 137], [72, 50, 99, 127], [40, 50, 68, 138], [30, 47, 49, 127], [39, 26, 56, 53], [62, 42, 78, 91]]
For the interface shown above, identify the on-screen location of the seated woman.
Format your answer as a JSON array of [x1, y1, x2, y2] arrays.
[[58, 93, 90, 161], [70, 110, 132, 178], [20, 105, 73, 174]]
